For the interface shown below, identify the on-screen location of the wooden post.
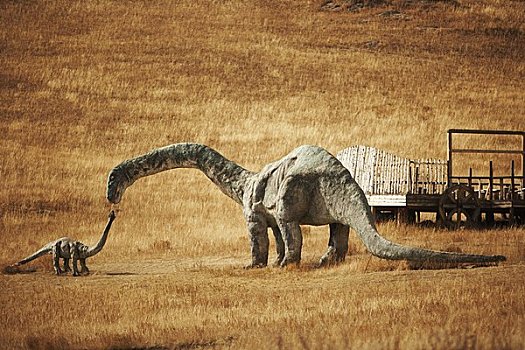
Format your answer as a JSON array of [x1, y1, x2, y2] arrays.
[[522, 132, 525, 199], [397, 207, 415, 225], [372, 207, 378, 221], [440, 160, 446, 193], [489, 161, 494, 201], [511, 160, 515, 201], [431, 160, 435, 193], [447, 130, 453, 187], [522, 132, 525, 193], [408, 163, 413, 194], [478, 178, 483, 200], [415, 165, 420, 194], [424, 159, 430, 194]]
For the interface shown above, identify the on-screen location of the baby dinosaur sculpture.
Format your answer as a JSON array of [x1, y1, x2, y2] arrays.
[[12, 210, 116, 275], [107, 143, 506, 268]]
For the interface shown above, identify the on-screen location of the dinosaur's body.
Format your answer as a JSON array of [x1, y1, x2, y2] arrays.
[[14, 211, 116, 275], [107, 144, 505, 267]]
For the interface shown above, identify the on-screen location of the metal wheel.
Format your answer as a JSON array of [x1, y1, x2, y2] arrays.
[[439, 184, 481, 229]]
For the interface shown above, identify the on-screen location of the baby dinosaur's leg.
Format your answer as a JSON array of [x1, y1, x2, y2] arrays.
[[63, 258, 71, 273], [52, 242, 63, 275], [80, 259, 89, 275], [71, 246, 80, 277]]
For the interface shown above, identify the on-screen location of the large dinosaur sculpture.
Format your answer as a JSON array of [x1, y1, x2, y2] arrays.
[[106, 143, 505, 267], [12, 211, 116, 275]]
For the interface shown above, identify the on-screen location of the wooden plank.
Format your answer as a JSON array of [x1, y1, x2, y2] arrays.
[[378, 151, 384, 194], [386, 152, 391, 194], [448, 129, 525, 136], [406, 194, 441, 209], [439, 160, 445, 193], [451, 175, 519, 180], [485, 201, 513, 209], [351, 146, 357, 177], [366, 147, 377, 194], [450, 148, 525, 155], [403, 158, 409, 194], [367, 194, 407, 207]]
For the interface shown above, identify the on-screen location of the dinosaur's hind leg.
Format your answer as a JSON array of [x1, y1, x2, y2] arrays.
[[80, 259, 89, 275], [63, 258, 71, 273], [274, 178, 309, 267], [319, 224, 350, 266], [71, 247, 81, 277], [278, 220, 303, 267]]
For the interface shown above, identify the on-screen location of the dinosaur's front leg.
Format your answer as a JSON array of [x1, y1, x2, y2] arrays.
[[245, 218, 269, 268], [319, 223, 350, 267], [271, 226, 285, 267], [52, 242, 63, 275], [278, 220, 303, 267]]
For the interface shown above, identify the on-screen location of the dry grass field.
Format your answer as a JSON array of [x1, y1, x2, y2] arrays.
[[1, 0, 525, 349]]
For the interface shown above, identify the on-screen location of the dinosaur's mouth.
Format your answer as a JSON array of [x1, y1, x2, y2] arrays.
[[108, 188, 121, 204]]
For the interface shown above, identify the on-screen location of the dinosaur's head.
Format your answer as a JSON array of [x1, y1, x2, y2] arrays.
[[107, 166, 130, 204]]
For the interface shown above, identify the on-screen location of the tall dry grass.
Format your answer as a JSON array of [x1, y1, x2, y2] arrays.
[[1, 0, 524, 349]]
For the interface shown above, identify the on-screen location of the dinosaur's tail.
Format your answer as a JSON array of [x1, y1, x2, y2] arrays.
[[15, 244, 53, 266], [333, 178, 506, 264]]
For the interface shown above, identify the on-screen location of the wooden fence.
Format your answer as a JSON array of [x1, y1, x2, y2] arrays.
[[412, 158, 448, 195], [336, 146, 447, 195]]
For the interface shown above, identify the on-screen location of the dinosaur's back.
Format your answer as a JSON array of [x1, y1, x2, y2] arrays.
[[253, 145, 353, 225], [281, 145, 350, 181]]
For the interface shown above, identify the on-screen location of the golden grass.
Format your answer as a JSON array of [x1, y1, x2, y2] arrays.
[[1, 0, 524, 348]]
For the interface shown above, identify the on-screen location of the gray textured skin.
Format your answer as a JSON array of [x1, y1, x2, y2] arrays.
[[107, 143, 505, 267], [14, 211, 116, 275]]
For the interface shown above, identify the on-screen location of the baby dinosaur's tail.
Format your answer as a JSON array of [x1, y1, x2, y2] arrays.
[[14, 243, 54, 266]]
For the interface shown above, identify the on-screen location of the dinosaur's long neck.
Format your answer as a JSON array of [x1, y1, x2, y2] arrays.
[[86, 216, 115, 257], [120, 143, 254, 205]]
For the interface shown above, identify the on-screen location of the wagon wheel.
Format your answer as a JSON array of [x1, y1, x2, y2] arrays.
[[439, 184, 481, 229]]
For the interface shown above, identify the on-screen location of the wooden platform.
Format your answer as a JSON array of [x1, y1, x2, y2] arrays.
[[338, 131, 525, 226], [368, 193, 525, 224]]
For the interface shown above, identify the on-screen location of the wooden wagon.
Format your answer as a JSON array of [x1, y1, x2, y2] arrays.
[[336, 129, 525, 228]]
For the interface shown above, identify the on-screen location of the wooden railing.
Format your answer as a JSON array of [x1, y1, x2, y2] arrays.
[[338, 142, 525, 199], [449, 161, 525, 201], [411, 158, 447, 195], [447, 129, 525, 201], [337, 146, 447, 195]]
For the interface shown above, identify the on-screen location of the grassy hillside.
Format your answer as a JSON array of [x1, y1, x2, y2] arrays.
[[1, 0, 524, 349]]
